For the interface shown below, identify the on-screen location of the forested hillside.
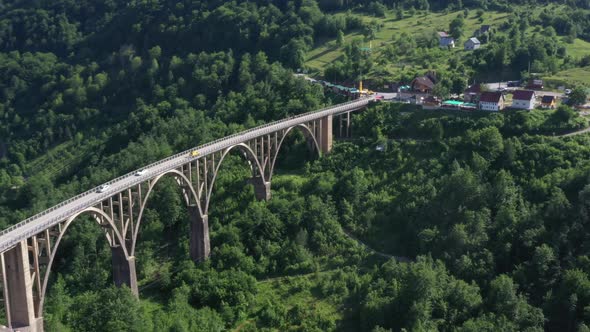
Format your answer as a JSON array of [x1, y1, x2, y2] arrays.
[[2, 0, 590, 331]]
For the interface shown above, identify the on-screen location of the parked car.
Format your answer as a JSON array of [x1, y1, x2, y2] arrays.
[[565, 89, 572, 95], [507, 81, 521, 87]]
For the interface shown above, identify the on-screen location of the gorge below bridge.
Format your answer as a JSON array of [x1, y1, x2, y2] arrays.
[[0, 97, 375, 332]]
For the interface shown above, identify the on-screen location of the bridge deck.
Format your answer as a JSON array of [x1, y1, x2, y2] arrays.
[[0, 97, 373, 253]]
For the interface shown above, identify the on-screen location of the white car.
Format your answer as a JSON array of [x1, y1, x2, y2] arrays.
[[97, 184, 110, 193], [135, 170, 146, 176], [565, 89, 572, 95]]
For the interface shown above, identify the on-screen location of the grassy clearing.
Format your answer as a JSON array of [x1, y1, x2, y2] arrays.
[[544, 66, 590, 86], [307, 6, 590, 86], [306, 9, 510, 75], [563, 38, 590, 59]]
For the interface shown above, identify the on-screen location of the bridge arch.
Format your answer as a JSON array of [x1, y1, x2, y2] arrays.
[[204, 143, 265, 214], [269, 123, 321, 182], [131, 169, 199, 256], [37, 207, 125, 317]]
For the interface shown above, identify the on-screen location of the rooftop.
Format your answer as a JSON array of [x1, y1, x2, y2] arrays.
[[512, 90, 535, 101], [480, 91, 504, 103], [464, 84, 482, 94], [466, 37, 481, 44]]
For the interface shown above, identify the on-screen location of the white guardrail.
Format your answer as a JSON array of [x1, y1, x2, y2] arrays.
[[0, 97, 374, 253]]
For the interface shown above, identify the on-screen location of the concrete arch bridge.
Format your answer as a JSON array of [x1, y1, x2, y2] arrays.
[[0, 97, 374, 331]]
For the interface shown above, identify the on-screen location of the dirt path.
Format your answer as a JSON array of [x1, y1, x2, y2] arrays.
[[558, 126, 590, 137]]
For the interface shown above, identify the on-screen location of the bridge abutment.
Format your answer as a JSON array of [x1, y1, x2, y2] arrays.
[[320, 115, 333, 154], [188, 206, 210, 263], [1, 241, 43, 332], [111, 245, 138, 297]]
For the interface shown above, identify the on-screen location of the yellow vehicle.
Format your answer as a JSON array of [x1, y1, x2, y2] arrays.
[[190, 150, 199, 157]]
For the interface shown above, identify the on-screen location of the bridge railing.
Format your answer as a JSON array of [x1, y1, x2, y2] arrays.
[[0, 97, 372, 249]]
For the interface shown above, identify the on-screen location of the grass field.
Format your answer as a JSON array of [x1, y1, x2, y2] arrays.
[[306, 6, 590, 86], [544, 66, 590, 86], [563, 38, 590, 59], [306, 9, 511, 76]]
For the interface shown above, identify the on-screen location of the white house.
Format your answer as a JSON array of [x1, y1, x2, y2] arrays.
[[438, 32, 455, 48], [511, 90, 536, 110], [479, 92, 505, 112], [464, 37, 481, 50]]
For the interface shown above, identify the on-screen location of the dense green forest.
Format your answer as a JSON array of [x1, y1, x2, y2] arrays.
[[2, 0, 590, 331]]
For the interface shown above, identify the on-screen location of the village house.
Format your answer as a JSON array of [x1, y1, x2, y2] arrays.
[[479, 91, 505, 111], [464, 37, 481, 50], [511, 90, 536, 110], [474, 25, 491, 37], [410, 72, 437, 94], [463, 84, 482, 103], [541, 95, 557, 109], [437, 32, 455, 48]]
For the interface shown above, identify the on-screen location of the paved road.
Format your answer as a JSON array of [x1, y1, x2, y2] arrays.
[[0, 98, 374, 254], [484, 82, 565, 98]]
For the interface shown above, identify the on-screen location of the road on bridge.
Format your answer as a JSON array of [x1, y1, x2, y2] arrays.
[[0, 97, 374, 254]]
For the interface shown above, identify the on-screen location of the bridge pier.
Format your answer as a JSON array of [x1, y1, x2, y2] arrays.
[[1, 241, 43, 332], [338, 112, 351, 138], [188, 206, 210, 263], [250, 176, 271, 201], [320, 115, 333, 154], [111, 245, 138, 297]]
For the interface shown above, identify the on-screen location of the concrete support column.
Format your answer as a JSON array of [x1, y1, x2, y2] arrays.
[[110, 245, 138, 297], [2, 241, 42, 332], [346, 111, 351, 138], [320, 115, 333, 154], [250, 176, 271, 201], [188, 206, 210, 263]]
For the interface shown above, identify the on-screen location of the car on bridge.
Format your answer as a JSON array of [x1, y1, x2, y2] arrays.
[[97, 184, 110, 193], [189, 150, 199, 158], [135, 170, 146, 176]]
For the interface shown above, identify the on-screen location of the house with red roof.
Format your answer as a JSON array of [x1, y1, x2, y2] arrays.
[[463, 84, 482, 103], [479, 92, 505, 112], [511, 90, 536, 110]]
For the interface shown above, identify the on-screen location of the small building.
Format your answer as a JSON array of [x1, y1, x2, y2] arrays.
[[541, 95, 557, 109], [410, 72, 437, 93], [463, 84, 482, 103], [479, 92, 505, 112], [526, 79, 544, 90], [438, 32, 455, 48], [474, 25, 491, 37], [422, 96, 441, 109], [410, 76, 435, 93], [511, 90, 536, 110], [464, 37, 481, 51]]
